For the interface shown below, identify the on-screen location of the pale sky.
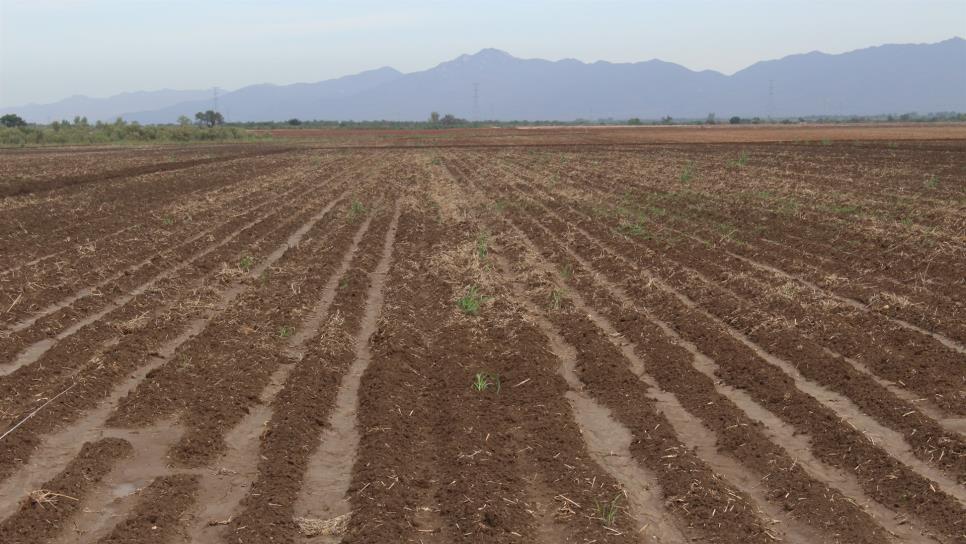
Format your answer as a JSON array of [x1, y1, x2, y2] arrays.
[[1, 0, 964, 107]]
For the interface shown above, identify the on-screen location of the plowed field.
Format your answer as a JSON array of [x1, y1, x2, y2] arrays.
[[1, 127, 964, 543]]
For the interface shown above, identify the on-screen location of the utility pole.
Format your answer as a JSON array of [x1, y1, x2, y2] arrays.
[[473, 82, 480, 121], [768, 79, 774, 121]]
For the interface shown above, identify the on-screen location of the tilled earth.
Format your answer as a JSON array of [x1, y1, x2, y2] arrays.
[[0, 131, 964, 544]]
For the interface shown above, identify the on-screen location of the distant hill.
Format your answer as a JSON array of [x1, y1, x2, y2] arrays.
[[124, 67, 403, 124], [0, 89, 212, 123], [5, 38, 965, 123]]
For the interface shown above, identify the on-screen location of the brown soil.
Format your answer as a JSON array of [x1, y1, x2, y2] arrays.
[[1, 131, 963, 544], [0, 438, 132, 544]]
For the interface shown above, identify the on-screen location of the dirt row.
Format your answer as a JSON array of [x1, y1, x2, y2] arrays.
[[479, 155, 966, 484], [0, 145, 295, 198], [344, 196, 647, 543], [0, 160, 388, 543], [1, 141, 962, 544], [0, 163, 360, 437], [446, 159, 899, 542], [0, 148, 314, 268], [444, 154, 964, 542], [488, 154, 966, 419], [0, 155, 353, 370], [0, 158, 376, 487], [496, 149, 966, 341], [0, 152, 346, 307]]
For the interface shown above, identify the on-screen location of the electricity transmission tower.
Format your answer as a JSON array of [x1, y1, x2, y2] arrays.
[[473, 82, 480, 121]]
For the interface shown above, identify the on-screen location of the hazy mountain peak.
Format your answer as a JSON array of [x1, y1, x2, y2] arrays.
[[444, 48, 516, 68], [469, 48, 514, 59], [4, 38, 963, 123]]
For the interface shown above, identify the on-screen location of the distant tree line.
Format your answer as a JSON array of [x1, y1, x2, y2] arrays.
[[2, 109, 964, 147], [0, 115, 254, 147], [635, 111, 966, 126], [240, 111, 966, 130]]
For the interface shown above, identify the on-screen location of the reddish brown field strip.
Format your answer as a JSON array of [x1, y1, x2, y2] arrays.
[[1, 129, 963, 544]]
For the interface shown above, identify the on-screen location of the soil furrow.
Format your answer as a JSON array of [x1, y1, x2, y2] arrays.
[[538, 193, 966, 483], [492, 151, 966, 404], [0, 147, 295, 198], [3, 132, 963, 544], [0, 164, 368, 487], [0, 180, 352, 429], [0, 157, 351, 369], [499, 212, 933, 542], [493, 251, 702, 543], [720, 248, 966, 356], [0, 438, 132, 544], [198, 198, 394, 543], [105, 184, 381, 466], [92, 474, 199, 544], [482, 157, 966, 481], [495, 149, 966, 344], [0, 179, 326, 376], [495, 245, 825, 544], [0, 150, 302, 268], [0, 155, 346, 336], [445, 155, 937, 543], [289, 203, 400, 543], [48, 196, 385, 544], [516, 198, 966, 539], [344, 202, 631, 542]]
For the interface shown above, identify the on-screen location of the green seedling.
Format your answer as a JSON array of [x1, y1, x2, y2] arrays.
[[619, 217, 648, 238], [347, 200, 366, 221], [278, 325, 295, 339], [431, 156, 442, 166], [560, 263, 573, 280], [821, 138, 832, 146], [924, 175, 939, 189], [258, 270, 270, 285], [162, 216, 174, 226], [476, 232, 489, 260], [550, 289, 565, 310], [472, 372, 501, 393], [729, 151, 749, 168], [679, 160, 695, 183], [239, 255, 255, 272], [457, 285, 487, 315], [595, 494, 622, 527], [831, 204, 859, 216]]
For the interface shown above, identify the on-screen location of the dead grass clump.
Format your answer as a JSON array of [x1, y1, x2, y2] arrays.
[[870, 291, 916, 310], [315, 311, 354, 356], [215, 262, 247, 281], [117, 311, 150, 333], [295, 512, 350, 536], [821, 273, 849, 288], [430, 238, 500, 295], [766, 280, 807, 301], [28, 489, 78, 510]]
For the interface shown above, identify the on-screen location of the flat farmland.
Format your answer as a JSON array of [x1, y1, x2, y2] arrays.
[[0, 126, 964, 544]]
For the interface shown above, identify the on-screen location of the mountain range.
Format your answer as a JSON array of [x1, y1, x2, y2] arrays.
[[4, 38, 964, 123]]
